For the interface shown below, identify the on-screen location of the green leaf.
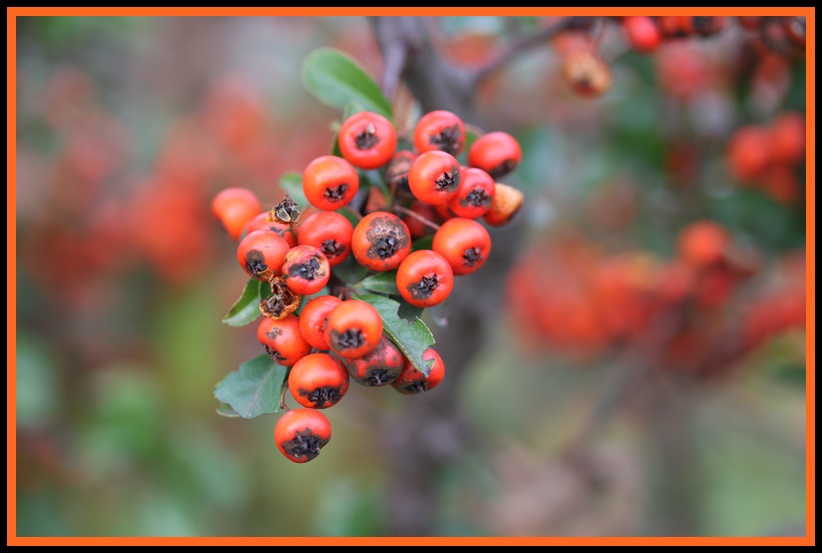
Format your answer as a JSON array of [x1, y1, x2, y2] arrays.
[[222, 279, 270, 327], [302, 47, 393, 120], [279, 172, 309, 207], [353, 271, 399, 296], [351, 293, 435, 377], [397, 300, 425, 322], [411, 235, 434, 252], [332, 254, 369, 285], [213, 355, 286, 419], [216, 402, 242, 418]]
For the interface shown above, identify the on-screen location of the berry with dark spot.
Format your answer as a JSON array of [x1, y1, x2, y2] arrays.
[[408, 150, 462, 205], [288, 353, 350, 409], [432, 217, 492, 276], [260, 276, 302, 319], [324, 300, 383, 359], [297, 211, 354, 267], [299, 295, 343, 350], [447, 166, 496, 218], [414, 110, 466, 156], [258, 314, 311, 366], [237, 229, 290, 281], [274, 408, 332, 463], [338, 111, 397, 170], [212, 187, 262, 241], [391, 347, 445, 395], [396, 250, 454, 308], [302, 155, 359, 211], [347, 336, 404, 387], [351, 211, 412, 272], [282, 244, 330, 295]]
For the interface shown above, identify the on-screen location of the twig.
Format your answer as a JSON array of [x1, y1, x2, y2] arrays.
[[393, 205, 441, 230], [468, 16, 596, 87]]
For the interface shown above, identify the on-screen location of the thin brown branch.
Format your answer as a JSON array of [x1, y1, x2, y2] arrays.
[[468, 16, 597, 87]]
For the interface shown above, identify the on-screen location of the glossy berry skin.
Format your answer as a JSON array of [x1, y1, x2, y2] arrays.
[[258, 314, 312, 366], [237, 229, 290, 281], [392, 348, 445, 395], [274, 408, 332, 464], [212, 187, 262, 241], [347, 336, 404, 387], [297, 211, 354, 267], [288, 353, 350, 409], [408, 150, 462, 205], [299, 295, 343, 350], [338, 111, 397, 170], [413, 110, 465, 156], [243, 212, 297, 247], [351, 211, 412, 271], [396, 250, 454, 308], [324, 300, 383, 359], [282, 245, 330, 295], [622, 16, 662, 53], [432, 218, 492, 276], [447, 167, 496, 218], [303, 155, 360, 211], [467, 132, 522, 180]]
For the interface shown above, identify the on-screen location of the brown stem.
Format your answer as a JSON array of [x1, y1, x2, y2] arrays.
[[468, 16, 597, 87], [393, 205, 441, 231], [278, 383, 290, 413]]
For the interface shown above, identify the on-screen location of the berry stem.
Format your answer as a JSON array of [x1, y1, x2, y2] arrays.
[[279, 383, 291, 413], [393, 205, 441, 230]]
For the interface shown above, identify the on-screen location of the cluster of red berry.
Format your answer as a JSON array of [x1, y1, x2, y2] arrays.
[[504, 220, 795, 377], [726, 111, 806, 205], [212, 109, 524, 463]]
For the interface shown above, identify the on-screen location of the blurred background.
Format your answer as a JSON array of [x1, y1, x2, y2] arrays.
[[15, 15, 807, 537]]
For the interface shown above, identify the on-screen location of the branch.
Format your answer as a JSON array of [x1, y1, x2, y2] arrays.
[[468, 16, 597, 88]]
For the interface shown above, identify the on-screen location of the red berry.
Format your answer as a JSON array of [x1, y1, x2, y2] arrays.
[[408, 150, 462, 205], [622, 16, 662, 53], [396, 250, 454, 308], [351, 211, 412, 272], [338, 111, 397, 170], [302, 155, 359, 211], [678, 221, 730, 268], [212, 187, 262, 241], [258, 314, 312, 366], [243, 212, 297, 247], [432, 218, 492, 276], [347, 336, 404, 387], [299, 295, 343, 350], [324, 300, 383, 359], [237, 229, 290, 281], [274, 408, 332, 463], [282, 244, 331, 295], [447, 167, 495, 218], [391, 348, 445, 395], [297, 211, 354, 267], [727, 126, 772, 183], [467, 132, 522, 180], [413, 110, 465, 156], [288, 353, 350, 409]]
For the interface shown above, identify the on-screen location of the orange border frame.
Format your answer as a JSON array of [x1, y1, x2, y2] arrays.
[[7, 6, 815, 547]]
